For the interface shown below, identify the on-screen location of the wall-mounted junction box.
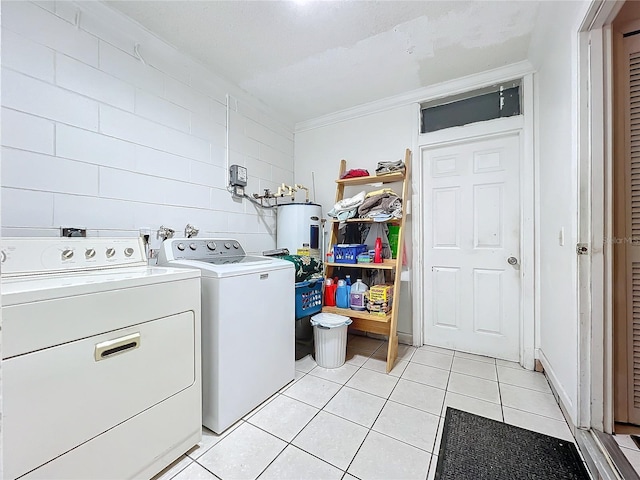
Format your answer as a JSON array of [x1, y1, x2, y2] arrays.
[[229, 165, 248, 187]]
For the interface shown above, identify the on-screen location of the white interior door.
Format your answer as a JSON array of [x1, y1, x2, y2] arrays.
[[422, 132, 521, 361]]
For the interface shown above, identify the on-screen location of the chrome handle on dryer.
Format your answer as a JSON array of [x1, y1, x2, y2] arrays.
[[95, 333, 141, 361]]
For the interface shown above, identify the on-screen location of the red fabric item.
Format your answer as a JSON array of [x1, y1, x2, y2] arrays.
[[340, 169, 370, 179]]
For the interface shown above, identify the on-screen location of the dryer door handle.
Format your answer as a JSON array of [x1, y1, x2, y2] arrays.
[[95, 332, 141, 361]]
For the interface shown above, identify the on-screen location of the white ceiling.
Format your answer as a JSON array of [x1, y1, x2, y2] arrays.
[[106, 1, 541, 124]]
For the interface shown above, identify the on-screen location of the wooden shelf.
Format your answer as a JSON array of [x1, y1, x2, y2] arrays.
[[325, 259, 396, 270], [321, 306, 391, 323], [330, 218, 401, 225], [335, 171, 404, 186]]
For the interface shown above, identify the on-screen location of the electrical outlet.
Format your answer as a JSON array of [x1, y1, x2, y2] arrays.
[[61, 227, 86, 237]]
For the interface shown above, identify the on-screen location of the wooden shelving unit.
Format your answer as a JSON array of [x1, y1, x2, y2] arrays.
[[323, 149, 411, 373], [330, 218, 402, 225], [324, 259, 397, 270]]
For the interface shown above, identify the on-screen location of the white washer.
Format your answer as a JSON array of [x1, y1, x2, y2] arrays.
[[2, 237, 202, 480], [158, 238, 295, 433]]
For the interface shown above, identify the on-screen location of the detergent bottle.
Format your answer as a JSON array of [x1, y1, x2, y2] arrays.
[[324, 278, 336, 306], [336, 280, 350, 309], [349, 279, 368, 311], [374, 237, 383, 263]]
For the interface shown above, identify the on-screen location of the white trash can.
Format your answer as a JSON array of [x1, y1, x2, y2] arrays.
[[310, 313, 352, 369]]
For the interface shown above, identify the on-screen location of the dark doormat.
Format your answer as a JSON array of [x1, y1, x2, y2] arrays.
[[435, 408, 590, 480]]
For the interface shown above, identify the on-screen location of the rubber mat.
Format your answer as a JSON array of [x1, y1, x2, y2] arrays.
[[435, 408, 590, 480]]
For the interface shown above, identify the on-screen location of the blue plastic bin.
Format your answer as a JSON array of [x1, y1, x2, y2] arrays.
[[295, 279, 324, 319], [333, 244, 367, 264]]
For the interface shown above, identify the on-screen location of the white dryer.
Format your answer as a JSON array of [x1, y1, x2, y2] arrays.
[[1, 237, 202, 480], [158, 238, 295, 433]]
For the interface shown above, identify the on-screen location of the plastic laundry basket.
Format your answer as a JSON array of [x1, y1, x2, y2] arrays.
[[310, 313, 352, 369]]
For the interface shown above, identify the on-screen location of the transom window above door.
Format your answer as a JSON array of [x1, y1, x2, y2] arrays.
[[420, 80, 522, 133]]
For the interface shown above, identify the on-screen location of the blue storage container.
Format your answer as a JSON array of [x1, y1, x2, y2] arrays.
[[333, 244, 367, 264], [295, 279, 324, 319]]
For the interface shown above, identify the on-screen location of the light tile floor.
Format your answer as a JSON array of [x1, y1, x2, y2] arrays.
[[613, 434, 640, 475], [153, 338, 576, 480]]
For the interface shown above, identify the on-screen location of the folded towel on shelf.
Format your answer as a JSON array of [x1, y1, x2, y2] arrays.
[[375, 160, 405, 176], [327, 190, 366, 222], [357, 191, 402, 219], [365, 188, 395, 198], [332, 191, 366, 211], [327, 208, 357, 221]]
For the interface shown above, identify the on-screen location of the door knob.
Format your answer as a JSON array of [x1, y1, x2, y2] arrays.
[[507, 256, 518, 265]]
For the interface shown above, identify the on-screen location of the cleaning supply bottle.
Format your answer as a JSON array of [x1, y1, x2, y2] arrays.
[[374, 237, 383, 263], [345, 275, 352, 293], [324, 278, 336, 306], [350, 279, 368, 311], [336, 279, 349, 309]]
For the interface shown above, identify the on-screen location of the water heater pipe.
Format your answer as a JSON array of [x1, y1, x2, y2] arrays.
[[294, 184, 309, 202]]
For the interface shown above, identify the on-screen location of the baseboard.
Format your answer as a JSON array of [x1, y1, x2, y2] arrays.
[[538, 349, 578, 429], [398, 332, 413, 346]]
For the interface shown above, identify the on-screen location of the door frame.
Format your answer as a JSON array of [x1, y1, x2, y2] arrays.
[[577, 0, 625, 433], [414, 79, 536, 369]]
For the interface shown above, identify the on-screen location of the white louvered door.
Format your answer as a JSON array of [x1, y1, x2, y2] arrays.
[[624, 32, 640, 425]]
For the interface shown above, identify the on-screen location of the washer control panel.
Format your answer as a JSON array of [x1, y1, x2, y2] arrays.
[[160, 238, 245, 261], [1, 237, 147, 277]]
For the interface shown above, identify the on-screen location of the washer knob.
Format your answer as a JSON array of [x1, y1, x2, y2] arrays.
[[224, 242, 232, 249], [62, 249, 74, 260], [85, 248, 96, 259], [233, 242, 240, 249], [177, 243, 186, 251], [0, 251, 6, 263], [106, 248, 116, 258], [206, 241, 217, 251], [124, 247, 135, 257], [189, 243, 197, 251]]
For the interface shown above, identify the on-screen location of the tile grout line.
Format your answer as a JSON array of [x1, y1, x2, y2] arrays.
[[341, 366, 408, 477], [249, 342, 383, 479], [499, 404, 569, 423], [185, 346, 555, 480], [191, 459, 222, 480], [294, 342, 384, 476], [187, 367, 313, 479], [495, 359, 505, 422], [157, 327, 350, 477], [259, 340, 416, 478], [188, 344, 507, 479], [434, 352, 455, 456]]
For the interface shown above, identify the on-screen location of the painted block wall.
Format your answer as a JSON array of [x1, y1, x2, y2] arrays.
[[527, 0, 587, 424], [294, 105, 416, 339], [1, 1, 294, 254]]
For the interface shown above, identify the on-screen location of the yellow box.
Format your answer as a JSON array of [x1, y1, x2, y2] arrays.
[[368, 284, 393, 303], [366, 286, 393, 316], [367, 302, 393, 316], [296, 248, 310, 256]]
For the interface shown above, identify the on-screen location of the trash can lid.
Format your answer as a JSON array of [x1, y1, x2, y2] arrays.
[[310, 313, 353, 328]]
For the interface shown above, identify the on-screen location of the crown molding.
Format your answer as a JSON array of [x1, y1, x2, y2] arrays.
[[294, 60, 535, 133]]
